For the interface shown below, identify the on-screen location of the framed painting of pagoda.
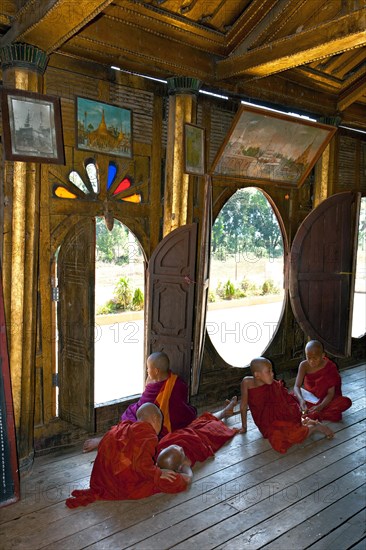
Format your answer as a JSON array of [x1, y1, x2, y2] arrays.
[[1, 88, 65, 164], [211, 104, 337, 188], [76, 97, 133, 158]]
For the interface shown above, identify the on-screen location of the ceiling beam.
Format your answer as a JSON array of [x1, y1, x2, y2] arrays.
[[0, 0, 113, 54], [337, 70, 366, 111], [216, 10, 366, 80]]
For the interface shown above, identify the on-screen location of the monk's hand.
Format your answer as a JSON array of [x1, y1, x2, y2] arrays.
[[160, 469, 177, 481]]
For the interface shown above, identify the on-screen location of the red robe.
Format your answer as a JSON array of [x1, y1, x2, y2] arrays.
[[122, 370, 197, 436], [65, 421, 187, 508], [303, 358, 352, 421], [156, 412, 238, 466], [248, 379, 309, 454]]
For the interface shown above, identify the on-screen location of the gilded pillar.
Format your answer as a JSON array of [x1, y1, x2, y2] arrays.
[[313, 117, 341, 207], [0, 43, 48, 471], [163, 77, 201, 236]]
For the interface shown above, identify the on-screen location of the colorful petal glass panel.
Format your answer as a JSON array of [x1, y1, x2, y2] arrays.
[[107, 162, 118, 189], [121, 193, 141, 203], [54, 186, 77, 199], [85, 162, 99, 193], [69, 171, 90, 194], [113, 178, 131, 195]]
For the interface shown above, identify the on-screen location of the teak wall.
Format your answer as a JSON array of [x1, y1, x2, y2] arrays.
[[1, 58, 365, 455]]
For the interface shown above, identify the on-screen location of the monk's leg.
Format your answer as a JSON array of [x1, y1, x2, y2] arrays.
[[83, 435, 103, 453], [213, 396, 238, 420], [317, 396, 352, 422]]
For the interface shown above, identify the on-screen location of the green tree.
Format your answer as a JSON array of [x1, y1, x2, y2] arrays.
[[96, 218, 129, 263]]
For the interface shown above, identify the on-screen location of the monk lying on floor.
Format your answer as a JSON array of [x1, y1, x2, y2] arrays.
[[66, 398, 238, 508], [293, 340, 352, 422], [239, 357, 334, 454]]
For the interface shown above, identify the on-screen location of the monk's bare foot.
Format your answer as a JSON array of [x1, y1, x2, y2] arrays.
[[302, 417, 319, 427], [83, 436, 102, 453], [223, 396, 238, 417], [316, 423, 334, 440]]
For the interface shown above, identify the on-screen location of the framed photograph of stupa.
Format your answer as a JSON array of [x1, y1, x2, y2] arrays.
[[1, 89, 65, 164], [211, 104, 337, 188], [76, 97, 133, 158]]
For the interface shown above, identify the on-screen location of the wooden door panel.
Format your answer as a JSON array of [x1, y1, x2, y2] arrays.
[[290, 192, 360, 356], [146, 223, 198, 385], [58, 219, 95, 431]]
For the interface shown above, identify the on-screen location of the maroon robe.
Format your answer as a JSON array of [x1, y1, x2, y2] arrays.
[[65, 421, 187, 508], [122, 370, 197, 436], [303, 358, 352, 421], [248, 379, 309, 454], [156, 412, 238, 466]]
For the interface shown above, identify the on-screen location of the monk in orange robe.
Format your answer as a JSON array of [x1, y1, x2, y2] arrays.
[[66, 403, 190, 509], [294, 340, 352, 422], [239, 357, 334, 454], [83, 351, 197, 452]]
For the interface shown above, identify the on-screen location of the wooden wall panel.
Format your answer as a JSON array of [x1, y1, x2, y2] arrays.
[[110, 84, 154, 144]]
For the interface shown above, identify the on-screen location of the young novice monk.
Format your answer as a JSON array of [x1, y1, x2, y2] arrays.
[[293, 340, 352, 421], [156, 396, 239, 470], [66, 403, 189, 508], [240, 357, 334, 454], [83, 351, 197, 452]]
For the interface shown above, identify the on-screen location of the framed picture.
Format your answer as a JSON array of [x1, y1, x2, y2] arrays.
[[1, 89, 65, 164], [211, 105, 337, 187], [76, 97, 132, 158], [184, 123, 205, 175]]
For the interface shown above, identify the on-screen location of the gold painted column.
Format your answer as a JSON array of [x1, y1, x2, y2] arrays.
[[0, 43, 48, 472], [313, 117, 340, 207], [163, 77, 201, 236]]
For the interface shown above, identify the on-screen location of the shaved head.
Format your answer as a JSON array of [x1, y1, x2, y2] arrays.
[[147, 352, 170, 374], [250, 357, 272, 375], [136, 402, 162, 425], [305, 340, 324, 354]]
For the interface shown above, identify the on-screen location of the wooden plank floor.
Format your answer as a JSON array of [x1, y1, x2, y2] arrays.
[[0, 363, 365, 550]]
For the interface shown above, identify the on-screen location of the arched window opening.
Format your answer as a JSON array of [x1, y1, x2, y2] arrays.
[[352, 196, 366, 339], [95, 218, 145, 404], [206, 187, 285, 367]]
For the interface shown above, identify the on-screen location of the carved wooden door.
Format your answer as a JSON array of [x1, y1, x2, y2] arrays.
[[290, 191, 360, 356], [57, 218, 95, 431], [146, 223, 198, 385], [191, 176, 212, 394]]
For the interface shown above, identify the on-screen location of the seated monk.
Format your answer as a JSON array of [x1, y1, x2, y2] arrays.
[[83, 351, 197, 452], [66, 403, 190, 509], [293, 340, 352, 422], [156, 396, 239, 469], [240, 357, 334, 454]]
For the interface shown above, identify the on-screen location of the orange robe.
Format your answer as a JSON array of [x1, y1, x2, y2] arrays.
[[303, 358, 352, 421], [156, 412, 238, 465], [65, 421, 187, 508], [248, 379, 309, 454]]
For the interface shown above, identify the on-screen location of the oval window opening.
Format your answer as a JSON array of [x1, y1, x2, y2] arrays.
[[206, 187, 285, 367], [351, 196, 366, 339]]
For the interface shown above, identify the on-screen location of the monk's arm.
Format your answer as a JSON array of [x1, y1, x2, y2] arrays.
[[293, 362, 307, 411], [239, 379, 249, 433], [309, 386, 335, 413], [179, 463, 193, 485]]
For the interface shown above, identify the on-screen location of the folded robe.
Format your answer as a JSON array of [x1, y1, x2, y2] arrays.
[[248, 379, 309, 454], [65, 421, 188, 508], [303, 358, 352, 421], [122, 370, 197, 435], [156, 412, 238, 466]]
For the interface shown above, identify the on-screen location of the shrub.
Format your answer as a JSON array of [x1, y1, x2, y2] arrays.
[[223, 279, 236, 300], [114, 277, 133, 310], [208, 290, 216, 303], [262, 279, 280, 295], [132, 288, 144, 310], [96, 299, 119, 315]]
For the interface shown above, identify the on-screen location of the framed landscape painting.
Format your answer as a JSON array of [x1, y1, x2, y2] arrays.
[[76, 97, 132, 158], [211, 104, 337, 187], [1, 89, 65, 164]]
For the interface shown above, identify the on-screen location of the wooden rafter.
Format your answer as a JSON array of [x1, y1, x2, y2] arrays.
[[0, 0, 114, 54], [216, 10, 366, 79]]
